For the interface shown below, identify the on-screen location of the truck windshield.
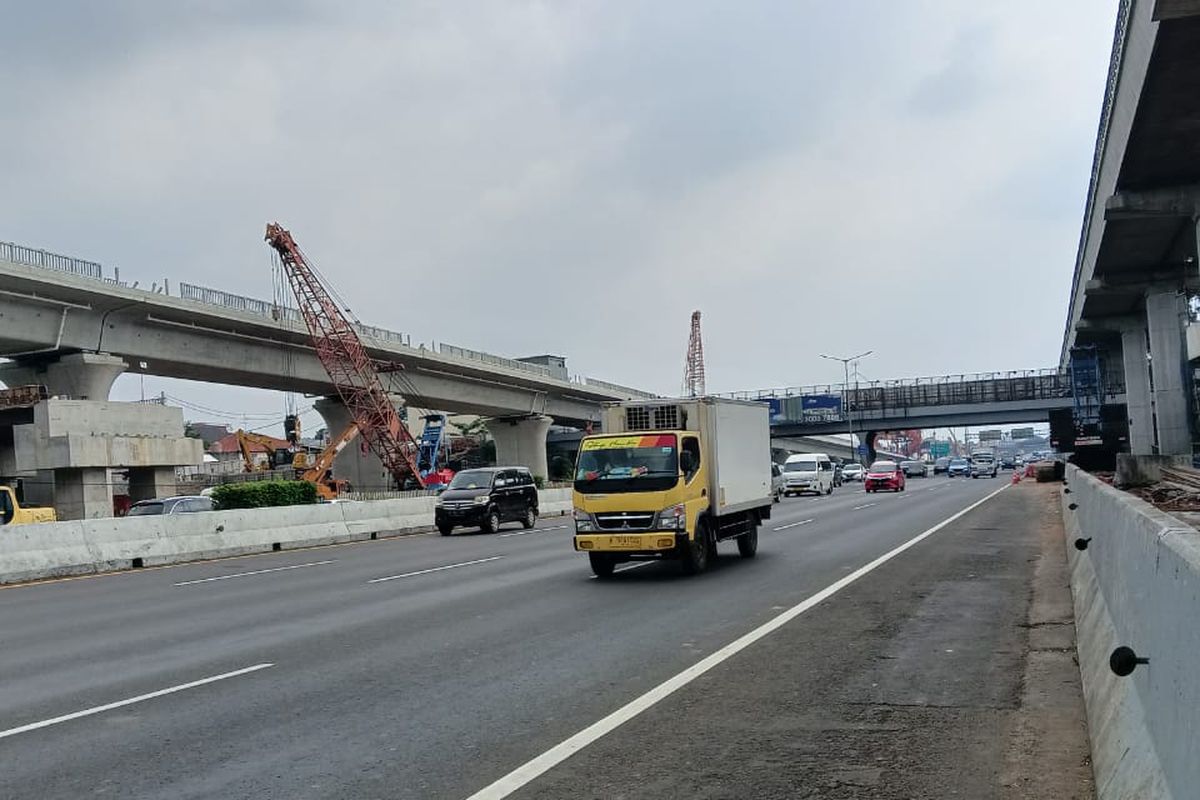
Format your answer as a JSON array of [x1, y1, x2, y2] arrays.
[[574, 434, 678, 493]]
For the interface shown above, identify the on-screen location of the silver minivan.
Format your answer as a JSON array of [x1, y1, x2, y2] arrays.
[[782, 453, 835, 496]]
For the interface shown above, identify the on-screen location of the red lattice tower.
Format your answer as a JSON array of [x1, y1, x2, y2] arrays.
[[264, 223, 425, 489], [682, 310, 706, 397]]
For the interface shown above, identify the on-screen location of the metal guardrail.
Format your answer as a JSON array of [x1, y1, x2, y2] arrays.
[[438, 343, 553, 378], [0, 241, 103, 279], [722, 369, 1126, 422], [581, 377, 659, 399]]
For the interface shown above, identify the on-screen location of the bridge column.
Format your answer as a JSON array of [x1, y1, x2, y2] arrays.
[[1146, 290, 1191, 455], [0, 353, 127, 400], [314, 397, 391, 491], [485, 415, 552, 480], [54, 467, 113, 520], [1120, 322, 1155, 454], [127, 466, 177, 503]]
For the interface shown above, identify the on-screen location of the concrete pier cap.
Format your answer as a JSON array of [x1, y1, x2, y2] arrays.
[[484, 415, 553, 480], [0, 352, 127, 401]]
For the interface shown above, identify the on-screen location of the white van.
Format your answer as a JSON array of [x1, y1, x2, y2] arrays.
[[782, 453, 835, 496]]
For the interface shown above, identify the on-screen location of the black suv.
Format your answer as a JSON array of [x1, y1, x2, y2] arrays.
[[435, 467, 539, 535]]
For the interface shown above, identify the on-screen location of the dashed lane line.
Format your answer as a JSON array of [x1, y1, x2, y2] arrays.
[[499, 526, 570, 538], [173, 560, 336, 587], [368, 556, 503, 584], [772, 519, 814, 531], [0, 663, 274, 740]]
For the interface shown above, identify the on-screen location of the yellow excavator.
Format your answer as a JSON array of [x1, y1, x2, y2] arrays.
[[234, 425, 359, 501]]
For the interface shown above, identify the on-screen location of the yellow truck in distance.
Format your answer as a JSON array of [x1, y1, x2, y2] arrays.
[[572, 397, 772, 578], [0, 486, 57, 525]]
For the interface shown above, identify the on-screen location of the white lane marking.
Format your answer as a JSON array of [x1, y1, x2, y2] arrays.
[[772, 519, 814, 531], [0, 663, 274, 740], [588, 561, 655, 580], [852, 502, 877, 510], [173, 560, 336, 587], [499, 525, 570, 538], [464, 483, 1010, 800], [368, 556, 503, 584]]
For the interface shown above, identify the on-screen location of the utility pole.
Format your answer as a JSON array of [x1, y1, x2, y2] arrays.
[[821, 351, 873, 464]]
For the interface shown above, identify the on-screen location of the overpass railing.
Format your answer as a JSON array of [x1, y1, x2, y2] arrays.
[[722, 369, 1126, 423], [0, 240, 103, 280], [579, 377, 659, 400], [438, 343, 553, 378]]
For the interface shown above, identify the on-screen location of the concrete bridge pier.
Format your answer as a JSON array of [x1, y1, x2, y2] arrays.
[[0, 352, 127, 400], [314, 397, 392, 491], [1145, 290, 1191, 455], [1119, 321, 1155, 454], [127, 466, 178, 503], [485, 415, 552, 480]]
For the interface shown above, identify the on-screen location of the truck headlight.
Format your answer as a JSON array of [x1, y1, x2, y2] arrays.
[[656, 503, 686, 530], [573, 508, 595, 532], [473, 495, 491, 505]]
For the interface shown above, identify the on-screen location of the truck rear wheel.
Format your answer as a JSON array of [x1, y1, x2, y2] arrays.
[[589, 553, 615, 579], [680, 522, 710, 575], [737, 528, 758, 558]]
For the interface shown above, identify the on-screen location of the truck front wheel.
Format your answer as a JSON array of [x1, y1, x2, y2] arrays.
[[589, 553, 615, 579], [681, 522, 711, 575], [737, 528, 758, 558]]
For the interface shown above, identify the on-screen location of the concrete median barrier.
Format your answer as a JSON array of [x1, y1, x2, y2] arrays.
[[0, 487, 578, 584], [1063, 464, 1200, 800]]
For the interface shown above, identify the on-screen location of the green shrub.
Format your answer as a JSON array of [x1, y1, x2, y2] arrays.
[[532, 474, 546, 490], [211, 480, 318, 510]]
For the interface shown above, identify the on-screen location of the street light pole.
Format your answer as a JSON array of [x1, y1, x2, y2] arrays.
[[820, 350, 873, 464]]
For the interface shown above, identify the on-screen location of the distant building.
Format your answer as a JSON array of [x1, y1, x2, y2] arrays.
[[188, 422, 231, 449]]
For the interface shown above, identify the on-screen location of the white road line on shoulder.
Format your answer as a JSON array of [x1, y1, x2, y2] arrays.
[[368, 556, 503, 584], [463, 483, 1010, 800], [0, 663, 274, 740], [588, 561, 654, 580], [772, 519, 814, 531], [499, 525, 569, 538], [852, 502, 877, 510], [173, 560, 336, 587]]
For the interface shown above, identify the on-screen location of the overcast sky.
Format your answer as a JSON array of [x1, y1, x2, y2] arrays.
[[1, 1, 1118, 431]]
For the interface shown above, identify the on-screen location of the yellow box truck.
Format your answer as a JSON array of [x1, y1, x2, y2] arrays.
[[572, 397, 772, 578], [0, 486, 57, 525]]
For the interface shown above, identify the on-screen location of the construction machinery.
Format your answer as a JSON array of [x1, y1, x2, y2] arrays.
[[1, 485, 56, 525], [265, 223, 426, 490], [235, 430, 297, 472], [235, 426, 358, 501], [298, 424, 359, 500], [416, 414, 455, 488]]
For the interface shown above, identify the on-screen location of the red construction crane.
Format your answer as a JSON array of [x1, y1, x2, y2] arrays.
[[264, 223, 425, 489], [682, 310, 706, 397]]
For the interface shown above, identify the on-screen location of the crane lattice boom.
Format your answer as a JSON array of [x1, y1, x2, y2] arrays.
[[264, 223, 425, 489], [682, 310, 706, 397]]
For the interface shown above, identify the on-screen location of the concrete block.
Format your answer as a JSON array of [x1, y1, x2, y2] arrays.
[[538, 487, 573, 517], [1113, 453, 1192, 488], [1064, 464, 1200, 799]]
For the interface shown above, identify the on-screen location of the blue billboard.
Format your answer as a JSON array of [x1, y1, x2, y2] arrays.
[[765, 398, 785, 423], [801, 394, 843, 423]]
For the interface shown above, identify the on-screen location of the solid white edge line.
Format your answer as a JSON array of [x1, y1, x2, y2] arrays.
[[772, 519, 814, 531], [368, 556, 503, 584], [173, 560, 336, 586], [464, 483, 1010, 800], [0, 663, 274, 740]]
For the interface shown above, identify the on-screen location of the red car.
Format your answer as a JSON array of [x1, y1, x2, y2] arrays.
[[865, 460, 906, 493]]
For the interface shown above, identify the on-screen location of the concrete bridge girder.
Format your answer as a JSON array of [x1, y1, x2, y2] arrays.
[[0, 295, 603, 426]]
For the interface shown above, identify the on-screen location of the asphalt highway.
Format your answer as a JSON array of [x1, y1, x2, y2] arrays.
[[0, 475, 1031, 799]]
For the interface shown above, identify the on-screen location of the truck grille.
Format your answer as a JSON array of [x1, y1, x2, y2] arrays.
[[594, 512, 656, 531]]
